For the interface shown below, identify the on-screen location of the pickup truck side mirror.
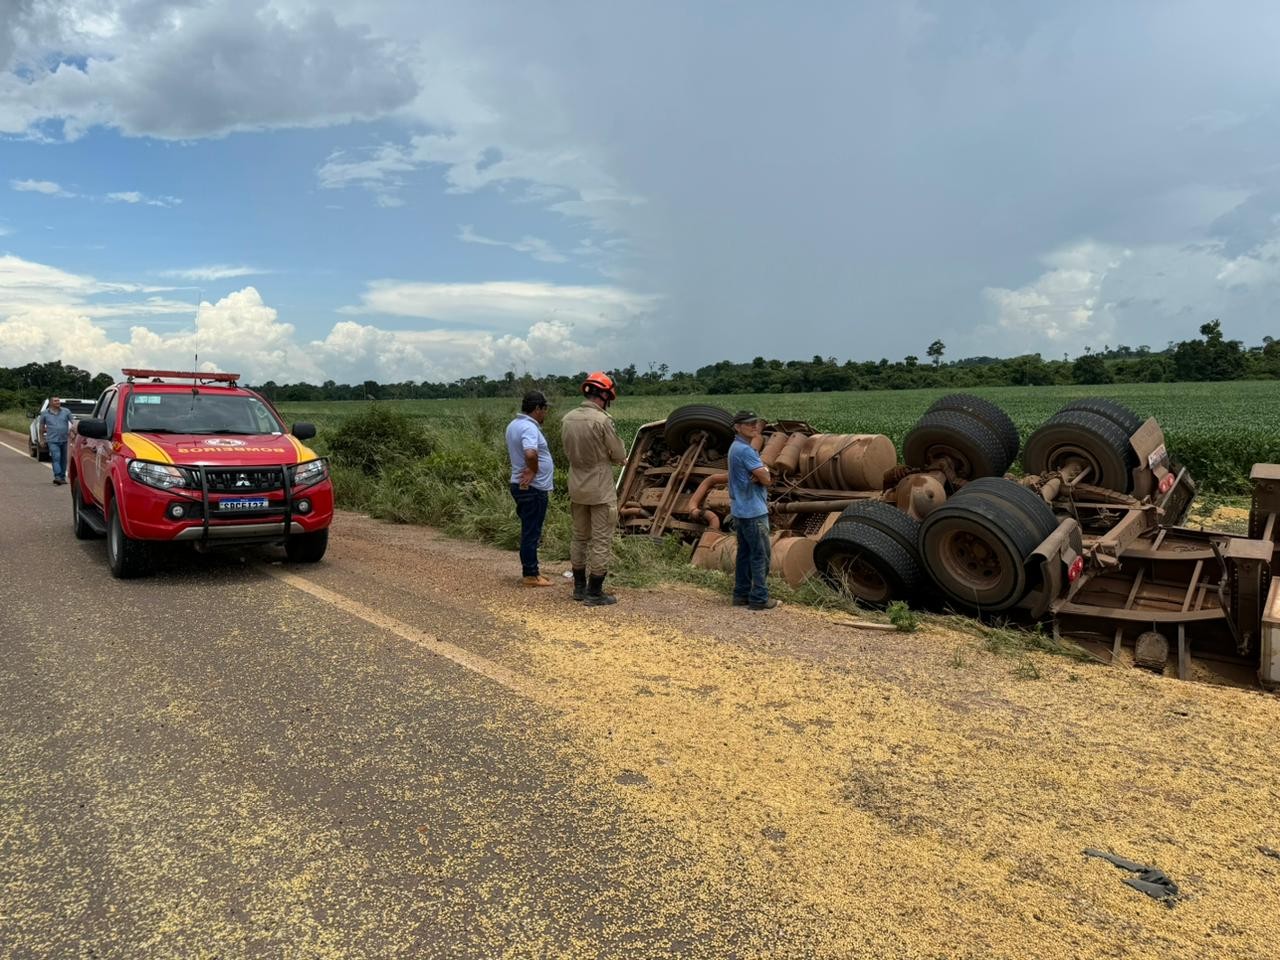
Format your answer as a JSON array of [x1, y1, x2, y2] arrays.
[[77, 418, 109, 439], [291, 422, 317, 441]]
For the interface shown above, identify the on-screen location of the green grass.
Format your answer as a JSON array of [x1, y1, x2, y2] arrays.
[[0, 409, 30, 435], [278, 380, 1279, 494]]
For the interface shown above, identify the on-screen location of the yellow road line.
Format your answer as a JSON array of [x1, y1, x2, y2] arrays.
[[0, 439, 52, 470], [262, 567, 544, 700]]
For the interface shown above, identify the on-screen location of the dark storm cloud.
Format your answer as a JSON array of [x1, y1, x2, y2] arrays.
[[454, 0, 1280, 363]]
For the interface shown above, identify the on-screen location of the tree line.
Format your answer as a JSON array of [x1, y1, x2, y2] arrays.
[[2, 320, 1277, 410]]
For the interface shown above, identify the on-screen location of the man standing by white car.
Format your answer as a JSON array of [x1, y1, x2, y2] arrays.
[[39, 396, 73, 485]]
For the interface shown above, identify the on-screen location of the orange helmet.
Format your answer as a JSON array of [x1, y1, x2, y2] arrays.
[[581, 371, 617, 402]]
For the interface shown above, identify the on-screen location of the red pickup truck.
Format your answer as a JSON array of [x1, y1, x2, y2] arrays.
[[69, 369, 334, 578]]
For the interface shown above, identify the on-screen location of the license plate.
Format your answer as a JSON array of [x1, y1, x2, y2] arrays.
[[218, 497, 269, 512]]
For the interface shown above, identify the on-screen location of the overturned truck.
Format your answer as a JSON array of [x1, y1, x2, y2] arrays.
[[616, 396, 1280, 686]]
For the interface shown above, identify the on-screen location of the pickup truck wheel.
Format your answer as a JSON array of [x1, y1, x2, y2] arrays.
[[29, 437, 37, 458], [285, 529, 329, 563], [106, 499, 152, 578], [71, 480, 95, 540]]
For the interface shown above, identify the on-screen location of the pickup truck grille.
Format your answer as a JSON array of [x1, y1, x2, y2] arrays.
[[202, 467, 284, 493]]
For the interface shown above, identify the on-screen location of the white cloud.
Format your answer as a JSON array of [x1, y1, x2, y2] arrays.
[[0, 1, 418, 140], [159, 265, 270, 282], [11, 178, 72, 196], [981, 233, 1280, 354], [315, 143, 416, 208], [0, 254, 178, 313], [106, 190, 181, 207], [0, 254, 653, 382], [340, 279, 657, 334], [457, 224, 567, 263], [983, 243, 1130, 345]]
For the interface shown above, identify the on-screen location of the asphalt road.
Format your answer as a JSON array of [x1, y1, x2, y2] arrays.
[[0, 435, 771, 958], [6, 430, 1280, 960]]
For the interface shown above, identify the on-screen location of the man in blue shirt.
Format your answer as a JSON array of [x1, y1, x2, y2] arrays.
[[727, 410, 780, 610], [39, 397, 74, 485], [505, 391, 555, 586]]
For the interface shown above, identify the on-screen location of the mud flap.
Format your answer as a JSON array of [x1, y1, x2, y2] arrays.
[[1019, 518, 1083, 619]]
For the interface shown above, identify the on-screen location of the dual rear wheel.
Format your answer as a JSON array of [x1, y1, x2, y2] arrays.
[[814, 478, 1057, 614]]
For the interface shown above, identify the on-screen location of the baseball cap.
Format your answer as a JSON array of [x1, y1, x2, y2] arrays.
[[732, 410, 764, 424]]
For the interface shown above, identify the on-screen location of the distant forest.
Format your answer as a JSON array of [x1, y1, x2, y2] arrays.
[[2, 320, 1277, 410]]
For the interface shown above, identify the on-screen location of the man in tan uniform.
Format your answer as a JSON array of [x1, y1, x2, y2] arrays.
[[561, 371, 627, 606]]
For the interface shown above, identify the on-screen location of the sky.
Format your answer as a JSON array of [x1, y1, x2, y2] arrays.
[[2, 0, 1280, 385]]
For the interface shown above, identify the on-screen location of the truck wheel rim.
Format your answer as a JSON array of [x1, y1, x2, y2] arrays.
[[938, 529, 1006, 590], [1041, 441, 1102, 482]]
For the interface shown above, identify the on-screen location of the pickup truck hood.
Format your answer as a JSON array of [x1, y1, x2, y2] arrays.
[[120, 432, 318, 467]]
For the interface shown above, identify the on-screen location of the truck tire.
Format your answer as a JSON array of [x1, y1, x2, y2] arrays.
[[815, 517, 922, 607], [285, 529, 329, 563], [956, 477, 1057, 546], [1022, 409, 1137, 493], [1060, 398, 1143, 437], [918, 483, 1043, 613], [106, 497, 152, 579], [928, 394, 1020, 463], [838, 500, 923, 557], [903, 409, 1010, 479], [663, 404, 736, 456]]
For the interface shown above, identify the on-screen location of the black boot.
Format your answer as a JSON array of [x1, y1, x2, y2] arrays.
[[572, 567, 587, 602], [583, 573, 617, 606]]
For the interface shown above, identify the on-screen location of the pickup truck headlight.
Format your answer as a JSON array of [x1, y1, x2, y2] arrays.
[[290, 458, 329, 488], [128, 460, 192, 490]]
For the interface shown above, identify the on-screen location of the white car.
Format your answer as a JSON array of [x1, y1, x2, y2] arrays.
[[29, 398, 97, 460]]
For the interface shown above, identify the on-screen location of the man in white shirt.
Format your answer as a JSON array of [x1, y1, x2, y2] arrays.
[[505, 391, 555, 586]]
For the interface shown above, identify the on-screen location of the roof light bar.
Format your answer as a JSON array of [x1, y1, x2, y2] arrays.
[[121, 368, 240, 383]]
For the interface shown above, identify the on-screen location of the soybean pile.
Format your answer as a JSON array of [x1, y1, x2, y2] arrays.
[[280, 381, 1278, 496]]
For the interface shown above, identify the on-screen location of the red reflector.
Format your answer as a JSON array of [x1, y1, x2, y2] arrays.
[[1067, 556, 1085, 582], [1158, 473, 1175, 494]]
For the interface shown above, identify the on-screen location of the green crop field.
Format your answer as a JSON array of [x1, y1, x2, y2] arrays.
[[278, 381, 1278, 494]]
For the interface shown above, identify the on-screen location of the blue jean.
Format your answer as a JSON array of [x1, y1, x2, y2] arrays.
[[734, 515, 772, 605], [510, 484, 550, 576], [47, 439, 67, 480]]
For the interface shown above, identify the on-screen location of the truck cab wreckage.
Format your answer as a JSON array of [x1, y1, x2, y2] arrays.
[[616, 397, 1280, 686]]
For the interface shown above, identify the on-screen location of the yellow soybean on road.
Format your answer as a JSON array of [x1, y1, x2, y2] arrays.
[[2, 430, 1279, 960]]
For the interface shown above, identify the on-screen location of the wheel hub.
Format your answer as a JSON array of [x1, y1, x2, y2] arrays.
[[943, 530, 1003, 588]]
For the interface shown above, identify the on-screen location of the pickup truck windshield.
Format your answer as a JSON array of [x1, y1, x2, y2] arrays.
[[123, 391, 284, 435]]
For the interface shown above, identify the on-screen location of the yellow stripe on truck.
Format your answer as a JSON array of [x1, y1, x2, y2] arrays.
[[121, 432, 174, 464], [285, 435, 318, 462]]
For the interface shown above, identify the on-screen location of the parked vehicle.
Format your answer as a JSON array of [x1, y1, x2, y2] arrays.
[[68, 369, 333, 578], [28, 398, 96, 459], [616, 396, 1280, 686]]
